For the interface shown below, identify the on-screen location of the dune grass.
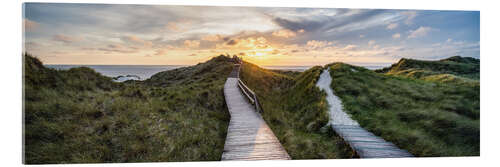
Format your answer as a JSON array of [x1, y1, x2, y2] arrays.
[[239, 62, 355, 159], [326, 62, 479, 157], [24, 54, 232, 164], [24, 52, 480, 163], [377, 56, 480, 80]]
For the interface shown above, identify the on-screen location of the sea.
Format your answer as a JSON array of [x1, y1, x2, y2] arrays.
[[46, 65, 185, 82], [264, 65, 386, 71], [46, 64, 387, 82]]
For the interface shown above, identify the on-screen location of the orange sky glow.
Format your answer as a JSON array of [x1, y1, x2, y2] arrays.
[[24, 4, 479, 67]]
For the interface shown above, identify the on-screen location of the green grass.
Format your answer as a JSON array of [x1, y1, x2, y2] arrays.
[[24, 52, 479, 163], [239, 62, 355, 159], [24, 53, 233, 164], [385, 68, 479, 85], [377, 56, 480, 80], [326, 61, 479, 157]]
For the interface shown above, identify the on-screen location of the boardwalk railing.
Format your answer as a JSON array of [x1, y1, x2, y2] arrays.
[[233, 60, 263, 113], [222, 62, 290, 160], [237, 79, 263, 113]]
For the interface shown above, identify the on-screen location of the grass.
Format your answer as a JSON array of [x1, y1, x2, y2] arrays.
[[326, 60, 479, 157], [24, 53, 233, 164], [239, 61, 355, 159], [377, 56, 480, 80], [24, 52, 479, 163]]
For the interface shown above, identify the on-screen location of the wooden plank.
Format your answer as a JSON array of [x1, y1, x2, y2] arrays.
[[316, 68, 413, 158], [224, 63, 411, 160], [332, 124, 413, 158], [228, 64, 240, 78], [221, 65, 290, 161]]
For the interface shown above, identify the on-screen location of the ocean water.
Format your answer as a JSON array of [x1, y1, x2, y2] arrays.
[[362, 66, 386, 70], [46, 65, 185, 81], [263, 66, 311, 72], [264, 65, 386, 71]]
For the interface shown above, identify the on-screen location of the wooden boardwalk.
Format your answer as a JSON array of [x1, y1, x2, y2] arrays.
[[221, 64, 291, 161], [333, 125, 413, 158], [317, 68, 412, 158]]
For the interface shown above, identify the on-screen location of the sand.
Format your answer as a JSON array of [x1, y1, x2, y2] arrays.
[[316, 68, 359, 126]]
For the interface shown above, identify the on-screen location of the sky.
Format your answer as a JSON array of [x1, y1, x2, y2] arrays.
[[23, 3, 480, 66]]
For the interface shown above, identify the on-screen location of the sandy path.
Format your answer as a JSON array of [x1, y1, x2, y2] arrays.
[[315, 67, 413, 158], [316, 68, 359, 126]]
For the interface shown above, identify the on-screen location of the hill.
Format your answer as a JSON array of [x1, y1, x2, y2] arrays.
[[327, 60, 479, 156], [146, 56, 235, 86], [24, 53, 233, 164], [376, 56, 480, 82], [240, 55, 479, 157], [239, 62, 355, 159], [23, 53, 480, 162]]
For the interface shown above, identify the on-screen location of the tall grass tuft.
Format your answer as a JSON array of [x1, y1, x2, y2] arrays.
[[24, 53, 233, 164]]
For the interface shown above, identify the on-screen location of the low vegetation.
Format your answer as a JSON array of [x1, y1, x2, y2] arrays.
[[24, 52, 480, 163], [24, 53, 233, 164], [327, 56, 479, 156], [377, 56, 480, 80], [239, 62, 355, 159]]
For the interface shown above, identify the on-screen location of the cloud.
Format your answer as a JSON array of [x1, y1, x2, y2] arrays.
[[306, 40, 333, 49], [408, 26, 433, 39], [272, 49, 280, 54], [272, 29, 297, 38], [226, 39, 238, 45], [187, 53, 197, 56], [396, 40, 479, 60], [343, 44, 358, 50], [184, 40, 200, 48], [401, 11, 417, 25], [271, 9, 393, 36], [108, 44, 122, 49], [52, 34, 80, 44], [120, 35, 153, 47], [386, 23, 398, 30], [80, 47, 96, 51], [323, 10, 396, 34], [23, 5, 479, 65], [24, 18, 38, 31], [165, 20, 192, 32], [368, 40, 376, 46], [447, 38, 453, 42], [24, 41, 41, 51], [154, 49, 167, 56], [201, 34, 223, 42], [51, 51, 68, 55], [271, 17, 324, 32], [165, 22, 179, 32], [392, 33, 401, 39], [97, 43, 139, 54], [214, 37, 276, 57]]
